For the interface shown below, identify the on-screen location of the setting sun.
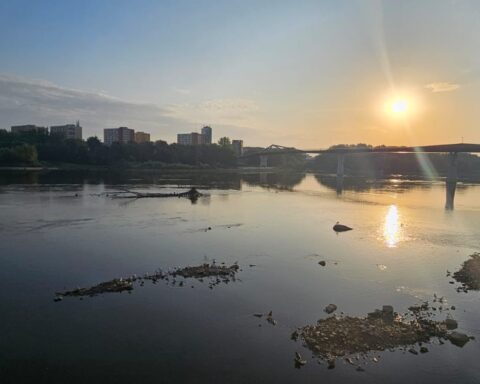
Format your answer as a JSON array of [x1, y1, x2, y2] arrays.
[[391, 99, 408, 114]]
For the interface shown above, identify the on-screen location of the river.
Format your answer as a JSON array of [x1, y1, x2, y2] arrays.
[[0, 170, 479, 383]]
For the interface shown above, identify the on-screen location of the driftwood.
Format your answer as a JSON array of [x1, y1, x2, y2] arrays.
[[109, 187, 202, 201]]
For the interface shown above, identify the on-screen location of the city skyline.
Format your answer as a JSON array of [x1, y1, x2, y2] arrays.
[[1, 1, 480, 147]]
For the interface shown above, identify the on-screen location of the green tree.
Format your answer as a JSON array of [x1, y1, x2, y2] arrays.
[[217, 137, 231, 147]]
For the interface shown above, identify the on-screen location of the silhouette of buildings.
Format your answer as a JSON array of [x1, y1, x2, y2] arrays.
[[11, 124, 48, 134], [50, 121, 82, 140], [104, 127, 135, 146], [177, 126, 213, 145], [134, 131, 150, 143]]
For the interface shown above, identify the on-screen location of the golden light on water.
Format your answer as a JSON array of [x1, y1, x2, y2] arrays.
[[383, 205, 400, 247]]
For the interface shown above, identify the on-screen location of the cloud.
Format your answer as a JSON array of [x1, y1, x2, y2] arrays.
[[0, 74, 263, 144], [166, 98, 260, 126], [0, 74, 198, 141], [173, 87, 191, 95], [425, 82, 460, 93]]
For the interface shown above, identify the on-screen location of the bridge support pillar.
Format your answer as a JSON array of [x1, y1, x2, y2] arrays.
[[336, 154, 345, 178], [260, 155, 268, 168], [336, 176, 344, 195], [445, 152, 458, 210]]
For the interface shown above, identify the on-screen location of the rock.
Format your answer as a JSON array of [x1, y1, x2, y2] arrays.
[[327, 359, 336, 369], [420, 347, 429, 353], [319, 261, 326, 266], [266, 311, 276, 325], [324, 304, 338, 314], [53, 296, 63, 302], [448, 332, 470, 347], [408, 348, 418, 355], [253, 313, 263, 318], [294, 352, 307, 368], [356, 366, 365, 372], [445, 318, 458, 330], [291, 330, 299, 341], [333, 222, 353, 232]]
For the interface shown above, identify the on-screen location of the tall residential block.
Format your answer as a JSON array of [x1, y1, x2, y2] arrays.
[[50, 121, 82, 140], [177, 132, 205, 145], [11, 125, 48, 134], [177, 126, 212, 145], [134, 131, 151, 143], [104, 127, 135, 146], [201, 126, 212, 144]]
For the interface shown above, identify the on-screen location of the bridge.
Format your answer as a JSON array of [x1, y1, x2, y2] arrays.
[[240, 143, 480, 210]]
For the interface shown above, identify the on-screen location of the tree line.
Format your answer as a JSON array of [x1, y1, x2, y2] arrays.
[[0, 130, 237, 167]]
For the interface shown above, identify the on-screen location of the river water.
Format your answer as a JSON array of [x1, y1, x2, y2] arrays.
[[0, 170, 479, 383]]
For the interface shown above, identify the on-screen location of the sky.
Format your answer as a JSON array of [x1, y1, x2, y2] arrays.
[[1, 0, 480, 148]]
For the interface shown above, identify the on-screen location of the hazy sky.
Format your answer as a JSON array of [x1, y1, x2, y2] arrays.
[[1, 0, 479, 147]]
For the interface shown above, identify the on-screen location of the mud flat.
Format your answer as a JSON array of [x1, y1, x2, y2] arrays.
[[292, 305, 471, 369], [58, 279, 133, 298], [55, 262, 239, 300], [452, 252, 480, 291]]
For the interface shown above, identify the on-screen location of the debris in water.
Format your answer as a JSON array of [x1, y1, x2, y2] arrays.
[[319, 260, 326, 266]]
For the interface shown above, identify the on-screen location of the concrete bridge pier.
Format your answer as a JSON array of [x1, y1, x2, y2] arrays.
[[445, 152, 458, 210], [336, 176, 344, 195], [336, 154, 345, 177], [260, 155, 268, 168], [336, 154, 345, 195]]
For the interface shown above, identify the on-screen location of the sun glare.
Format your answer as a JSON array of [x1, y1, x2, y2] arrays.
[[391, 100, 408, 114]]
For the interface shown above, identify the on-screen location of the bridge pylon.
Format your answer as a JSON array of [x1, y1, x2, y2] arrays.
[[445, 152, 458, 210]]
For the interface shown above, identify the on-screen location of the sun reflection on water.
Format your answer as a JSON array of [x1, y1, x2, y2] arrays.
[[384, 205, 401, 247]]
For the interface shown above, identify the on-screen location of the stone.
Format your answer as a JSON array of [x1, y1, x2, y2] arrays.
[[319, 261, 326, 266], [445, 318, 458, 330], [324, 304, 338, 314], [448, 332, 470, 347]]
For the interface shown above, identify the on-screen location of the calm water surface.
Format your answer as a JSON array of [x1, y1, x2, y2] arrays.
[[1, 171, 479, 383]]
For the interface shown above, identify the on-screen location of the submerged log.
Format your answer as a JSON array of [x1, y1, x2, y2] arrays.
[[111, 187, 202, 201]]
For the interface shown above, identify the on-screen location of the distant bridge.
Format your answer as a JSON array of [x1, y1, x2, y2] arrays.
[[240, 143, 480, 210], [241, 143, 480, 158]]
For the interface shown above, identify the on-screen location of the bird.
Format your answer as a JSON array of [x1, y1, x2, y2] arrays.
[[333, 222, 353, 232]]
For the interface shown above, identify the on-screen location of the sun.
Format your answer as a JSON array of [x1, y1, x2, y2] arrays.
[[391, 99, 408, 114]]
